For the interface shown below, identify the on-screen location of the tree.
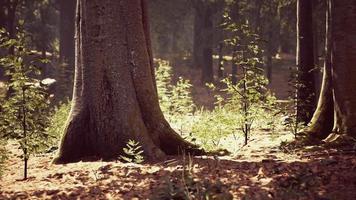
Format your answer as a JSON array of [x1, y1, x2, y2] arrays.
[[59, 0, 75, 70], [57, 0, 76, 99], [53, 0, 202, 164], [0, 28, 51, 179], [192, 0, 214, 83], [296, 0, 316, 125], [305, 0, 356, 142]]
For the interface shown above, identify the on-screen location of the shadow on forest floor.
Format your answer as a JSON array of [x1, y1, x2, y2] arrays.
[[1, 143, 355, 200]]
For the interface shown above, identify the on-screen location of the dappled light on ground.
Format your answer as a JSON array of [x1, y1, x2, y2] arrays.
[[1, 133, 355, 200]]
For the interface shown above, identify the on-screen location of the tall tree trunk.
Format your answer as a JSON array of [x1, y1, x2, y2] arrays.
[[193, 3, 204, 69], [201, 5, 214, 83], [217, 42, 224, 78], [330, 0, 356, 138], [305, 0, 333, 140], [59, 0, 76, 99], [306, 0, 356, 142], [296, 0, 316, 125], [54, 0, 202, 164]]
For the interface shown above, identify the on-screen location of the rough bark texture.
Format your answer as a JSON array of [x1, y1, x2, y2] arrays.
[[54, 0, 202, 164], [306, 0, 356, 141], [305, 0, 333, 140], [296, 0, 317, 125], [330, 0, 356, 137]]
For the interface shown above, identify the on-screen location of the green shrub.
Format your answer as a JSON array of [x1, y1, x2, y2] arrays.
[[47, 100, 71, 145], [191, 107, 241, 151], [155, 59, 194, 122]]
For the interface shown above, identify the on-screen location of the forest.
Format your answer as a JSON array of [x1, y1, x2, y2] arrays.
[[0, 0, 355, 199]]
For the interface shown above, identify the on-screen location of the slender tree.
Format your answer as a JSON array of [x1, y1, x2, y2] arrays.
[[54, 0, 202, 164], [296, 0, 316, 125], [305, 0, 356, 142]]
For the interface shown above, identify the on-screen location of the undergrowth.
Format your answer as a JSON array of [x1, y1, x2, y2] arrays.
[[151, 155, 233, 200]]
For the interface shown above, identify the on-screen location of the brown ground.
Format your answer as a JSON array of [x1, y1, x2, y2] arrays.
[[1, 132, 356, 200]]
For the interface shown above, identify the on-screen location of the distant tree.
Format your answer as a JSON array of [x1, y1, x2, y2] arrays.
[[191, 0, 214, 83], [59, 0, 75, 71], [57, 0, 76, 99], [305, 0, 356, 142], [53, 0, 203, 164], [296, 0, 316, 125]]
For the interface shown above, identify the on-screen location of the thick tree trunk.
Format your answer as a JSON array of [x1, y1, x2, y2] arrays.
[[296, 0, 316, 125], [305, 0, 356, 143], [330, 0, 356, 137], [54, 0, 202, 164], [305, 0, 333, 140]]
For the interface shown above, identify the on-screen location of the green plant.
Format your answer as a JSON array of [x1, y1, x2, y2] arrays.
[[222, 16, 270, 145], [286, 67, 306, 138], [151, 155, 233, 200], [155, 59, 194, 121], [191, 107, 240, 151], [120, 139, 144, 164], [0, 28, 51, 180], [47, 100, 71, 147]]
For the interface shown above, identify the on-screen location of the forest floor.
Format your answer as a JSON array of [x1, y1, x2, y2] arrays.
[[1, 131, 356, 200]]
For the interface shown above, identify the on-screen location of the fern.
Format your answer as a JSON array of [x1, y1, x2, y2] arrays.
[[120, 140, 144, 164]]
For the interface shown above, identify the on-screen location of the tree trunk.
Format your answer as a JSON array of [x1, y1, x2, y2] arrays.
[[305, 0, 333, 140], [306, 0, 356, 142], [60, 0, 76, 69], [59, 0, 76, 98], [231, 48, 238, 85], [201, 5, 214, 83], [217, 42, 224, 78], [53, 0, 202, 164], [296, 0, 316, 125], [193, 3, 204, 69], [330, 0, 356, 138], [192, 1, 214, 83]]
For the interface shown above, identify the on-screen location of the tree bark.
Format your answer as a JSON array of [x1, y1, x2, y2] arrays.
[[306, 0, 356, 142], [296, 0, 317, 125], [330, 0, 356, 137], [305, 0, 333, 140], [54, 0, 202, 164]]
